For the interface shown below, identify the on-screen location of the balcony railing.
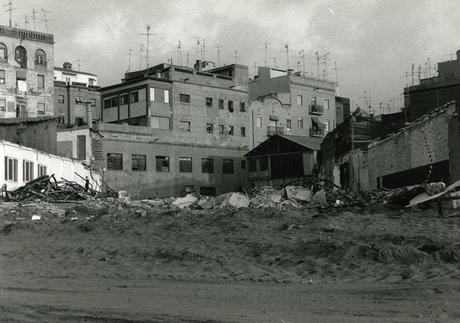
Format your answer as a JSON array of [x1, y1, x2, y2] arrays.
[[310, 128, 325, 137], [309, 104, 324, 115], [267, 126, 284, 136]]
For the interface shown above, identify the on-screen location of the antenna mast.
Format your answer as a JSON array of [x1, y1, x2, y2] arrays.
[[216, 45, 222, 66], [298, 49, 305, 74], [177, 40, 182, 66], [127, 48, 133, 72], [4, 0, 14, 28], [40, 8, 50, 32], [264, 42, 268, 67], [139, 25, 157, 69], [284, 44, 289, 70], [31, 8, 37, 30], [234, 50, 238, 64]]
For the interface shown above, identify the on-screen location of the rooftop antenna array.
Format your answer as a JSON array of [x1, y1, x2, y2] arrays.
[[127, 48, 133, 72], [4, 0, 14, 28], [193, 37, 205, 61], [298, 49, 305, 74], [216, 45, 222, 66], [139, 25, 157, 69], [177, 40, 182, 66], [22, 14, 28, 28], [138, 44, 145, 69], [31, 8, 37, 31], [315, 51, 330, 80], [40, 8, 50, 32]]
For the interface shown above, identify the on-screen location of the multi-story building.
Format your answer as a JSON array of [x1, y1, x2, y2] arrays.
[[249, 66, 337, 148], [54, 62, 101, 127], [98, 61, 250, 197], [0, 25, 54, 118], [404, 49, 460, 121]]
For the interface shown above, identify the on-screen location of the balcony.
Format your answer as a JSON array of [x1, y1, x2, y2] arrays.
[[309, 104, 324, 115], [310, 128, 325, 137], [267, 126, 284, 137]]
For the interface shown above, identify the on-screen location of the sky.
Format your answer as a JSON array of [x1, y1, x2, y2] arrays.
[[6, 0, 460, 114]]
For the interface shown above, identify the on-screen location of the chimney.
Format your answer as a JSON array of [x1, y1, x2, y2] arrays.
[[63, 62, 72, 70], [287, 68, 294, 76], [194, 60, 202, 71]]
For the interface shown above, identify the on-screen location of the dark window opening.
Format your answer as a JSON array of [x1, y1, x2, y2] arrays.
[[223, 159, 234, 174], [206, 97, 213, 107], [228, 100, 234, 112], [156, 156, 170, 172], [179, 94, 190, 103], [218, 99, 224, 109], [206, 123, 214, 133], [130, 91, 139, 103], [201, 158, 214, 173], [179, 157, 192, 173], [107, 153, 123, 170], [132, 154, 146, 171], [240, 102, 246, 112]]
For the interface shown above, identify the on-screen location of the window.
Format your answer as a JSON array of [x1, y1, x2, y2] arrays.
[[179, 94, 190, 103], [130, 91, 139, 103], [37, 102, 45, 115], [4, 157, 18, 181], [286, 119, 292, 130], [228, 100, 234, 112], [120, 93, 129, 105], [183, 185, 194, 193], [23, 160, 34, 182], [240, 126, 246, 137], [150, 88, 155, 101], [222, 159, 234, 174], [90, 98, 96, 107], [228, 125, 234, 135], [324, 99, 330, 110], [151, 116, 170, 129], [107, 153, 123, 170], [132, 154, 146, 171], [156, 156, 170, 172], [241, 160, 246, 170], [200, 187, 216, 196], [201, 158, 214, 173], [0, 99, 5, 112], [37, 74, 45, 89], [0, 43, 7, 61], [249, 159, 256, 172], [0, 70, 5, 84], [206, 123, 214, 133], [219, 124, 225, 134], [15, 46, 27, 67], [58, 95, 64, 104], [256, 116, 262, 128], [259, 157, 268, 171], [88, 78, 96, 86], [206, 97, 213, 108], [240, 102, 246, 112], [179, 157, 192, 173], [164, 89, 170, 103], [297, 95, 303, 106], [34, 49, 46, 65], [76, 117, 84, 126], [218, 99, 224, 109], [37, 164, 47, 177], [180, 120, 191, 132], [297, 117, 303, 129], [77, 135, 86, 160]]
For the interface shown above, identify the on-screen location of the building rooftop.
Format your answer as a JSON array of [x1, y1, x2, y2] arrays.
[[0, 116, 58, 125], [54, 66, 97, 77], [0, 25, 53, 44]]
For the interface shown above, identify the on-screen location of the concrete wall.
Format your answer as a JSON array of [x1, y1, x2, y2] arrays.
[[0, 26, 54, 118], [368, 105, 454, 189], [100, 123, 248, 198], [0, 119, 57, 154], [56, 128, 92, 163], [0, 140, 101, 191]]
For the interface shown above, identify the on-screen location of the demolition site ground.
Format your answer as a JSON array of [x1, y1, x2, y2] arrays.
[[1, 199, 460, 322]]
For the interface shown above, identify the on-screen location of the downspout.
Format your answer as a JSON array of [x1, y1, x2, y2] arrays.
[[66, 84, 71, 127], [251, 108, 255, 149]]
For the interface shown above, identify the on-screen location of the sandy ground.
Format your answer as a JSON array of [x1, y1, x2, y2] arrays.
[[1, 200, 460, 322]]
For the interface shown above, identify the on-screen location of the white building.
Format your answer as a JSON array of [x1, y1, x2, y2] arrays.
[[54, 62, 97, 87]]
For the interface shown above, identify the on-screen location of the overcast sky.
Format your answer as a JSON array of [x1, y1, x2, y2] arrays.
[[8, 0, 460, 113]]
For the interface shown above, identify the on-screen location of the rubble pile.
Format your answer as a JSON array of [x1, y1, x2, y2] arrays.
[[7, 175, 117, 202]]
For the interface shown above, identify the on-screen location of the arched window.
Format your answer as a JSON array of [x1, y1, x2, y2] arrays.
[[15, 46, 27, 68], [35, 49, 46, 66], [0, 43, 7, 61]]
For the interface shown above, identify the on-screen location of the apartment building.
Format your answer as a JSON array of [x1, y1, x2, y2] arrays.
[[98, 61, 250, 197], [54, 62, 101, 127], [0, 25, 54, 118], [249, 66, 337, 148]]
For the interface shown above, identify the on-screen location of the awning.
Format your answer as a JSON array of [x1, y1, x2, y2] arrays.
[[311, 116, 326, 129]]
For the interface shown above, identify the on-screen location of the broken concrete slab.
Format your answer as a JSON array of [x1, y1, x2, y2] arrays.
[[223, 192, 250, 209], [172, 194, 199, 209], [285, 186, 312, 202], [310, 190, 327, 205]]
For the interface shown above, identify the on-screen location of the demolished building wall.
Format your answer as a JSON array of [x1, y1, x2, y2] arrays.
[[0, 140, 101, 191], [368, 102, 456, 189]]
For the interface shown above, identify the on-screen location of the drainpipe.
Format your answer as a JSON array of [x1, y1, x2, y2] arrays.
[[66, 84, 71, 127], [251, 108, 255, 149]]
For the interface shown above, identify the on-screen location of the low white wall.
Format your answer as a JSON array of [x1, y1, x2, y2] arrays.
[[0, 140, 101, 191]]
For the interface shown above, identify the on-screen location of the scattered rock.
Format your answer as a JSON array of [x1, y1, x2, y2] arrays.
[[31, 215, 41, 221], [172, 194, 198, 209], [311, 190, 327, 205], [223, 192, 250, 209]]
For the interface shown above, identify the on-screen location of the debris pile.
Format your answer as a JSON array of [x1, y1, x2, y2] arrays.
[[8, 175, 116, 202]]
